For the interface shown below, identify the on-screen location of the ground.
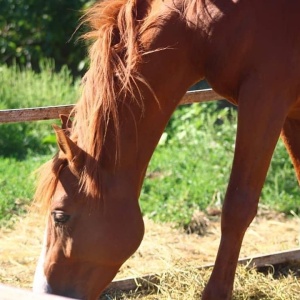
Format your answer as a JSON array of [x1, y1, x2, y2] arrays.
[[0, 206, 299, 291]]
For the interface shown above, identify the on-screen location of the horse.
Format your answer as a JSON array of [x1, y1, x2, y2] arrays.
[[32, 0, 300, 299]]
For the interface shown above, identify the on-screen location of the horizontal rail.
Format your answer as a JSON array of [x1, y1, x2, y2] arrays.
[[0, 284, 76, 300], [180, 88, 222, 104], [0, 89, 223, 123], [106, 248, 300, 292], [0, 105, 75, 124]]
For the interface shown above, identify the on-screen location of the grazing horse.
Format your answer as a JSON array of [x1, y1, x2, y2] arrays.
[[33, 0, 300, 299]]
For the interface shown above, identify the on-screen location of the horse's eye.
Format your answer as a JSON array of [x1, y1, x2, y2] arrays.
[[51, 211, 70, 225]]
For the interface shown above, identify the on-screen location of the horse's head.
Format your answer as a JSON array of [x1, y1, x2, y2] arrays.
[[33, 124, 144, 298]]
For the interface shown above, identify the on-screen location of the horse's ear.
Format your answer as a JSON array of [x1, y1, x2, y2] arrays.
[[52, 124, 84, 172], [60, 114, 72, 130], [135, 0, 147, 20]]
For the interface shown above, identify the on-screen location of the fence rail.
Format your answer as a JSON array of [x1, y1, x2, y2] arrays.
[[0, 89, 222, 123], [106, 248, 300, 292], [0, 284, 76, 300]]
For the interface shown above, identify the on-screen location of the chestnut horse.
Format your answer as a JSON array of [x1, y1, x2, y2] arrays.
[[33, 0, 300, 299]]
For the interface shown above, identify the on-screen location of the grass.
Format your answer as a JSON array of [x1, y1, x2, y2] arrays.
[[0, 60, 80, 109], [0, 60, 79, 225], [0, 60, 80, 159], [0, 63, 299, 227], [0, 155, 51, 227], [140, 103, 299, 226]]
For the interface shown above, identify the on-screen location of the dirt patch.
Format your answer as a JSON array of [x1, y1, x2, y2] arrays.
[[0, 208, 299, 290]]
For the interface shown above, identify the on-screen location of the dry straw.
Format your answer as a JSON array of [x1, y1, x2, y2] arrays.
[[103, 263, 300, 300], [1, 212, 299, 299]]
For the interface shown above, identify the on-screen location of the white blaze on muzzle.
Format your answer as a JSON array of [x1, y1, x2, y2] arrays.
[[32, 228, 52, 294]]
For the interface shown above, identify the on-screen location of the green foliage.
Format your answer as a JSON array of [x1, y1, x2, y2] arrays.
[[0, 61, 80, 158], [0, 0, 93, 74]]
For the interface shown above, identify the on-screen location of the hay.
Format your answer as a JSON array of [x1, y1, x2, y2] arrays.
[[0, 213, 44, 289], [102, 263, 300, 299], [0, 209, 299, 299], [117, 209, 300, 279]]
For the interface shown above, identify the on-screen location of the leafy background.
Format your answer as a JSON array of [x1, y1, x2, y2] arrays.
[[0, 0, 92, 74]]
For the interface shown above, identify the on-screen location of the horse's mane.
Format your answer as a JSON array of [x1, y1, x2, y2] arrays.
[[34, 0, 204, 211], [72, 0, 167, 198], [34, 0, 162, 210]]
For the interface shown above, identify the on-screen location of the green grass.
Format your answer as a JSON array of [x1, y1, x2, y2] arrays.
[[263, 140, 299, 214], [140, 104, 299, 225], [0, 63, 299, 227], [0, 155, 51, 227], [0, 60, 80, 225], [0, 60, 80, 159], [0, 60, 80, 109]]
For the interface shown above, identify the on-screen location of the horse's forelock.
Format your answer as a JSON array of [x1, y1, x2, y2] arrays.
[[33, 157, 66, 213]]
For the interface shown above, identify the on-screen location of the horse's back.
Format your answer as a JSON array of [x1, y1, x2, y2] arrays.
[[202, 0, 300, 100]]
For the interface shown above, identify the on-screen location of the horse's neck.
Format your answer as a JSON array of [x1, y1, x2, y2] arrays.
[[190, 0, 253, 100]]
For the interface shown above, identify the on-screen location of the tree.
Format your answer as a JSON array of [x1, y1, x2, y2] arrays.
[[0, 0, 94, 75]]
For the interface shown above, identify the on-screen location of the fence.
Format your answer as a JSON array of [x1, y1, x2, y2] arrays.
[[0, 89, 222, 299], [0, 89, 222, 123], [0, 284, 76, 300]]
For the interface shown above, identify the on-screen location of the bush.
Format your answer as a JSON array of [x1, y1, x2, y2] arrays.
[[0, 0, 93, 74]]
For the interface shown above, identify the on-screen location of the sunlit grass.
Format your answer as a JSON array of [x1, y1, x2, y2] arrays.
[[141, 104, 299, 224], [0, 155, 51, 226]]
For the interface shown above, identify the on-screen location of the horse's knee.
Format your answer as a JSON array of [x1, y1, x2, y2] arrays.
[[221, 188, 258, 235]]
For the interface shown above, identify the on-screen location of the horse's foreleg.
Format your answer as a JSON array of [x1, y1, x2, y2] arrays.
[[281, 115, 300, 183], [201, 84, 288, 300]]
